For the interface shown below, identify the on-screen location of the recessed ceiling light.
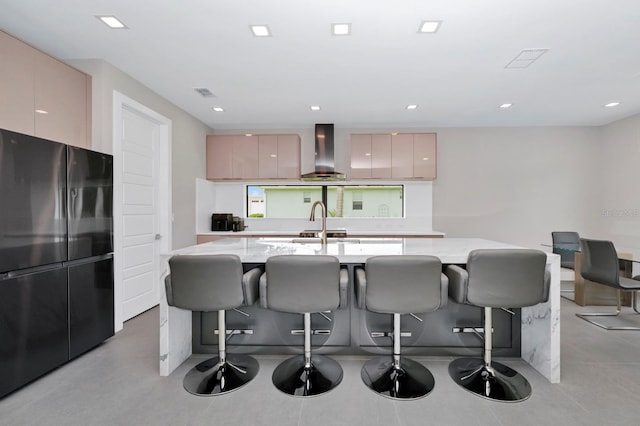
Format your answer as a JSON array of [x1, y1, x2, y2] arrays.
[[250, 25, 271, 37], [499, 103, 513, 109], [406, 104, 418, 110], [96, 15, 127, 29], [418, 21, 441, 33], [310, 105, 321, 111], [332, 23, 351, 36], [604, 102, 620, 108], [245, 134, 253, 137], [212, 107, 224, 112]]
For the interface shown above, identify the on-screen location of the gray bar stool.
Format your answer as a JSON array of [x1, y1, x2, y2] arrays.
[[354, 255, 448, 400], [446, 249, 550, 402], [260, 255, 348, 397], [165, 254, 262, 396]]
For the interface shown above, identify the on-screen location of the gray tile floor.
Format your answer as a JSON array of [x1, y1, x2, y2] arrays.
[[2, 298, 640, 426]]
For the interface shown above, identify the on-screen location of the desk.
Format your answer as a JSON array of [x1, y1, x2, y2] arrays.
[[160, 238, 561, 383]]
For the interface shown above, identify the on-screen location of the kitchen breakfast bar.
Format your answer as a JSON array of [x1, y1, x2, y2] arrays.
[[159, 237, 561, 383]]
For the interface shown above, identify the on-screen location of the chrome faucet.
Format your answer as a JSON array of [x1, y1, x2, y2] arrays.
[[309, 201, 328, 245]]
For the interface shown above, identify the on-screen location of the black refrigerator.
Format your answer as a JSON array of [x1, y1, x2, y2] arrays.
[[0, 129, 114, 398]]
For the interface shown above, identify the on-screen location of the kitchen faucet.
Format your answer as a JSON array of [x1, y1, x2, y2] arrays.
[[309, 201, 328, 245]]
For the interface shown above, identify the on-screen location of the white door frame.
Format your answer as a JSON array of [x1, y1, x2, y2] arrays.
[[112, 91, 172, 331]]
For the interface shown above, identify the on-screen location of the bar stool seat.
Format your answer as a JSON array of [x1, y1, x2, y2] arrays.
[[446, 249, 550, 402], [355, 255, 448, 400], [165, 254, 262, 396], [260, 255, 348, 397]]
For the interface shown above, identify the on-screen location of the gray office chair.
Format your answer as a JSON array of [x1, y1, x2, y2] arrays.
[[260, 255, 349, 397], [165, 254, 262, 396], [355, 255, 448, 400], [551, 231, 580, 269], [576, 238, 640, 330], [446, 249, 550, 402]]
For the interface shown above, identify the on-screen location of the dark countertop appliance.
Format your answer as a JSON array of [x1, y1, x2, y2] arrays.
[[211, 213, 234, 231]]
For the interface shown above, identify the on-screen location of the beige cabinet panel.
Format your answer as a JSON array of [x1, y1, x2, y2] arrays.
[[371, 134, 392, 178], [350, 134, 372, 179], [275, 134, 300, 178], [34, 53, 89, 148], [391, 133, 414, 178], [232, 135, 259, 179], [0, 31, 36, 135], [206, 135, 233, 179], [412, 133, 437, 179], [350, 134, 392, 179], [258, 135, 278, 178]]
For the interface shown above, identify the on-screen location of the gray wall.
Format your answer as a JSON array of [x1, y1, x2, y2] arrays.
[[67, 59, 211, 250]]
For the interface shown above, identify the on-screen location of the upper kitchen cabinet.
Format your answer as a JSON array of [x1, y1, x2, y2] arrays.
[[34, 53, 90, 148], [258, 134, 300, 179], [208, 133, 300, 180], [391, 133, 437, 180], [350, 134, 392, 179], [0, 31, 36, 135], [351, 132, 436, 180], [412, 133, 437, 179], [0, 30, 91, 149], [207, 134, 259, 179]]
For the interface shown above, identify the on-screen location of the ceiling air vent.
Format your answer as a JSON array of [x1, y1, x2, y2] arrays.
[[505, 48, 549, 69], [193, 87, 215, 98]]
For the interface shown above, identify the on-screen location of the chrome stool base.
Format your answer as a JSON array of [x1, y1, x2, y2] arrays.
[[272, 354, 343, 397], [448, 358, 532, 402], [183, 354, 259, 396], [361, 356, 435, 400]]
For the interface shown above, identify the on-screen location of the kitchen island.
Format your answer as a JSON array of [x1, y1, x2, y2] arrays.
[[159, 237, 560, 383]]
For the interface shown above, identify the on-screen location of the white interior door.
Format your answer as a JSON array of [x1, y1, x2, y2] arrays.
[[113, 92, 171, 326]]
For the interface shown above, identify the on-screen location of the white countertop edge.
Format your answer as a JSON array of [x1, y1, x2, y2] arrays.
[[198, 230, 446, 236]]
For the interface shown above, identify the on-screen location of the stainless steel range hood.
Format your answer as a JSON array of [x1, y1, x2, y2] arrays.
[[301, 123, 346, 181]]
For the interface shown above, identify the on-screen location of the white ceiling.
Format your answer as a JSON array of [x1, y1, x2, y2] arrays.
[[2, 0, 640, 130]]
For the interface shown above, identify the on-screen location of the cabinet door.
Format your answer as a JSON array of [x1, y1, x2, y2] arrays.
[[413, 133, 437, 179], [391, 134, 414, 178], [0, 31, 36, 135], [350, 134, 372, 179], [206, 135, 233, 179], [258, 135, 278, 178], [371, 134, 392, 178], [34, 53, 89, 148], [232, 135, 259, 178], [276, 134, 300, 178]]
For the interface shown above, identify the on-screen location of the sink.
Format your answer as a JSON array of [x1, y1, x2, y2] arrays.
[[290, 238, 360, 244], [299, 229, 348, 238]]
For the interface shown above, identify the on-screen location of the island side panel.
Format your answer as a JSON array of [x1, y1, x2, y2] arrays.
[[521, 254, 561, 383]]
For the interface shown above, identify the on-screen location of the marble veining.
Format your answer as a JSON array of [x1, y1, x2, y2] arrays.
[[159, 237, 561, 383]]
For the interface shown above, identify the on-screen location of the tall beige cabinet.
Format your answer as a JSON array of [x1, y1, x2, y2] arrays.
[[0, 30, 91, 149]]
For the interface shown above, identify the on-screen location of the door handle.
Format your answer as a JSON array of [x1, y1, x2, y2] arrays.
[[155, 234, 162, 240]]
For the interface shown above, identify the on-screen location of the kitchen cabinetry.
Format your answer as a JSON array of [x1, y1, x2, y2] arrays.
[[207, 135, 258, 179], [258, 134, 300, 179], [0, 31, 36, 135], [350, 134, 392, 179], [0, 30, 91, 149], [34, 53, 90, 149], [207, 133, 300, 180], [350, 132, 437, 180]]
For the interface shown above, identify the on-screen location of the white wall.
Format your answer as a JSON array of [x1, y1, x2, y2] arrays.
[[67, 59, 212, 250], [431, 127, 603, 248], [599, 114, 640, 266]]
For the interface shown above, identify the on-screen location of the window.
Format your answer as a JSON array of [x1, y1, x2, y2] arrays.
[[246, 185, 403, 219]]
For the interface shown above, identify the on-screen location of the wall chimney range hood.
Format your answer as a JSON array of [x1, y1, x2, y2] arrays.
[[301, 123, 346, 181]]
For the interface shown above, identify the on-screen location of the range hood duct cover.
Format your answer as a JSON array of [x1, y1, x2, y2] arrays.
[[301, 123, 346, 180]]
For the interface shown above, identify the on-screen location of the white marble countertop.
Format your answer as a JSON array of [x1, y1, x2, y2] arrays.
[[169, 237, 531, 264], [196, 230, 446, 236]]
